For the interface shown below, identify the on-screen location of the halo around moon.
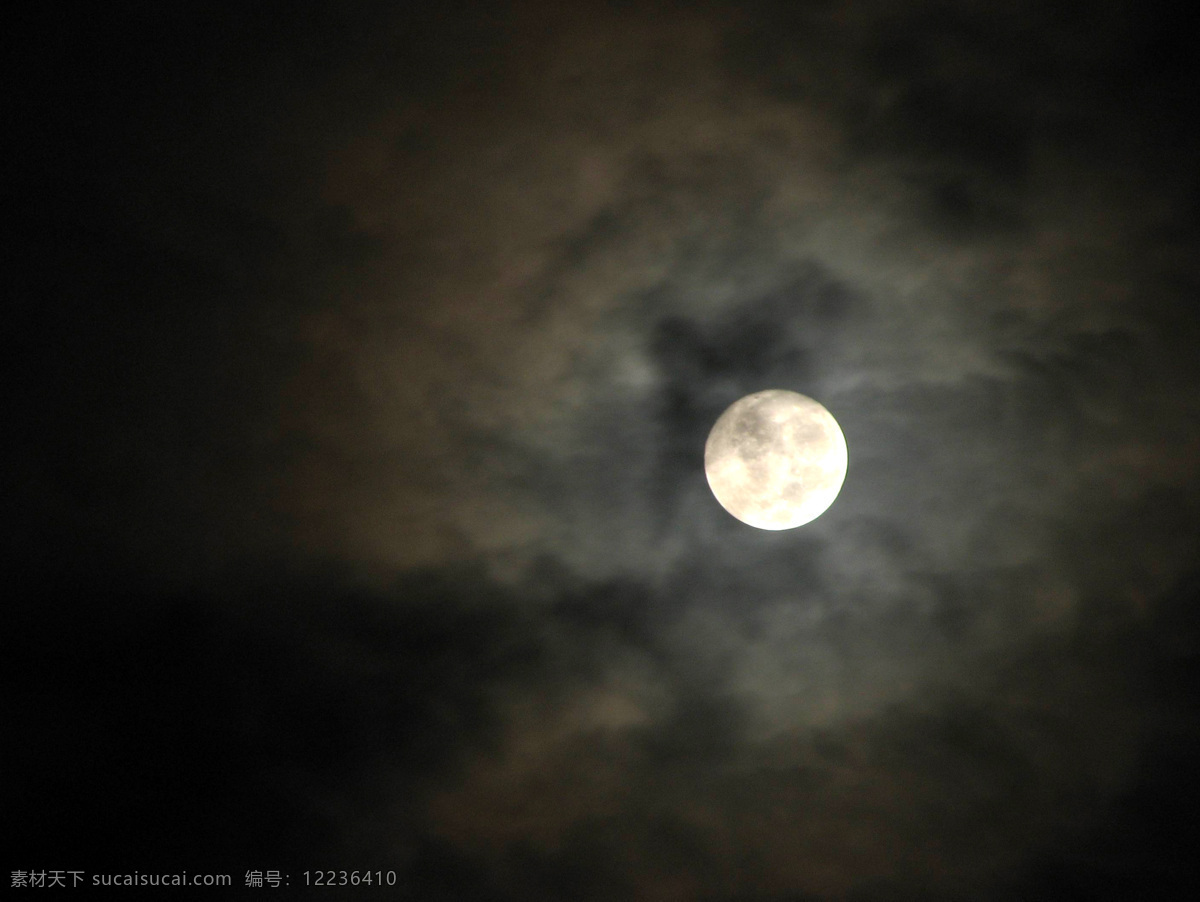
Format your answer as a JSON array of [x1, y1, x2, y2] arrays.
[[704, 390, 848, 530]]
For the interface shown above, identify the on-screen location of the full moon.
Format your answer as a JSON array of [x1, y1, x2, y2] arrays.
[[704, 390, 848, 530]]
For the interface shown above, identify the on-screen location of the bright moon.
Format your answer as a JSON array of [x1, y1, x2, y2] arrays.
[[704, 390, 848, 530]]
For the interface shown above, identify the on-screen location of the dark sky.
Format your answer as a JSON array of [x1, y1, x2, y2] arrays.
[[6, 0, 1200, 897]]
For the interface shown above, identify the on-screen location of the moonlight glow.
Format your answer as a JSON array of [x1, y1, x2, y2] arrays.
[[704, 390, 848, 529]]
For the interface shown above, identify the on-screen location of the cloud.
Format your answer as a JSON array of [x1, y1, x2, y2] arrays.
[[7, 1, 1200, 898]]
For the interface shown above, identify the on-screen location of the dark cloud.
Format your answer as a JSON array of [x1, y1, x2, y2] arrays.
[[6, 0, 1200, 898], [6, 564, 543, 868]]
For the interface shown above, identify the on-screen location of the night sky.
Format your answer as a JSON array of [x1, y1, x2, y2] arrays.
[[7, 1, 1200, 898]]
